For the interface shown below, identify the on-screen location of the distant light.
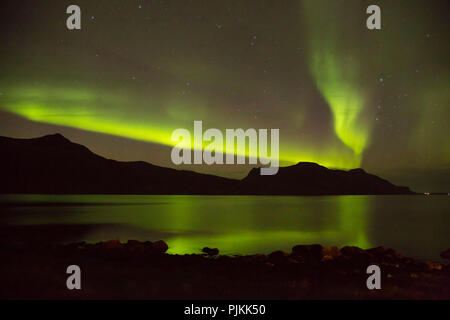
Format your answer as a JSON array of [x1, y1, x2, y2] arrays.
[[424, 192, 430, 196]]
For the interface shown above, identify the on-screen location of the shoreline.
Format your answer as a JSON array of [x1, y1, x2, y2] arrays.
[[1, 240, 449, 299]]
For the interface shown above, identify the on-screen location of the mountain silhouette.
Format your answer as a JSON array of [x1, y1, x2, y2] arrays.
[[240, 162, 412, 195], [0, 134, 413, 195]]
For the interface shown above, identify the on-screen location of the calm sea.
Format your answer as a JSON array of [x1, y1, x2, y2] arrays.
[[0, 194, 448, 261]]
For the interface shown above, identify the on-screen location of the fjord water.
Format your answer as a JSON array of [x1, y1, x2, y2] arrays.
[[0, 195, 448, 261]]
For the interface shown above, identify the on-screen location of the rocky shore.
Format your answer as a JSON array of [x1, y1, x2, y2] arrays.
[[1, 240, 449, 299]]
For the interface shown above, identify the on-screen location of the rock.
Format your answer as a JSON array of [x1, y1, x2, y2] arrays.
[[440, 249, 450, 259], [99, 240, 123, 249], [202, 247, 219, 256], [268, 250, 289, 264], [340, 246, 365, 256], [366, 245, 389, 256], [366, 246, 403, 261], [292, 244, 323, 259], [126, 240, 146, 249], [127, 239, 141, 246], [321, 246, 341, 261], [217, 255, 233, 264], [340, 246, 372, 264], [287, 258, 299, 265], [426, 262, 442, 271], [384, 248, 403, 260], [401, 257, 416, 265], [240, 256, 254, 264], [249, 254, 267, 263], [152, 240, 168, 254], [291, 255, 305, 264]]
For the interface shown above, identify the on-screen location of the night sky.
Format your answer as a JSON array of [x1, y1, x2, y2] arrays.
[[0, 0, 448, 192]]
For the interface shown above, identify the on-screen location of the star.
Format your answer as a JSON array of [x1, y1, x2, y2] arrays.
[[0, 0, 446, 194]]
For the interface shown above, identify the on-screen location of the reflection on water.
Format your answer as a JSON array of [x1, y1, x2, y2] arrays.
[[0, 195, 448, 261]]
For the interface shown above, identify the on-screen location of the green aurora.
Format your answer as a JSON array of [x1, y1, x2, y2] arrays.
[[302, 0, 373, 158], [0, 0, 448, 191]]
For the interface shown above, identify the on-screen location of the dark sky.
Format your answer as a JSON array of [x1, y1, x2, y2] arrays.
[[0, 0, 448, 192]]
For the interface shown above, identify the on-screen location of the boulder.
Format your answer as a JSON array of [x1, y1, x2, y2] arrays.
[[292, 244, 323, 259], [340, 246, 365, 256], [126, 240, 148, 251], [321, 246, 341, 261], [152, 240, 169, 254], [98, 240, 123, 249], [249, 254, 267, 263], [426, 262, 442, 271], [217, 255, 233, 264], [366, 246, 389, 257], [127, 239, 143, 246], [202, 247, 219, 256], [384, 248, 403, 260], [268, 250, 289, 264], [366, 246, 403, 261], [440, 249, 450, 259], [339, 246, 373, 265]]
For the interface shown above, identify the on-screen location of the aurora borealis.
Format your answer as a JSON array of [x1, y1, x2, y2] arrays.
[[302, 1, 372, 158], [0, 0, 448, 191]]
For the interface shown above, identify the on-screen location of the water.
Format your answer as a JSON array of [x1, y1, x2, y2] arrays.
[[0, 195, 448, 261]]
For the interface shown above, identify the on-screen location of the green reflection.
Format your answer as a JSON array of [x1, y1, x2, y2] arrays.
[[336, 196, 372, 249], [0, 194, 373, 254]]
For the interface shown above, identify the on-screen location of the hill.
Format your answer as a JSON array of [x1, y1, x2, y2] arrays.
[[0, 134, 413, 195]]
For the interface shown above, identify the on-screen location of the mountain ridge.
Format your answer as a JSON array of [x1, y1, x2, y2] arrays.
[[0, 134, 414, 195]]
